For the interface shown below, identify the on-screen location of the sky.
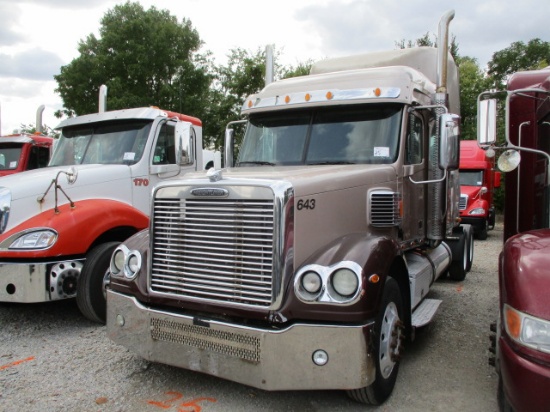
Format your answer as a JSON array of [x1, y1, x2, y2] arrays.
[[0, 0, 548, 135]]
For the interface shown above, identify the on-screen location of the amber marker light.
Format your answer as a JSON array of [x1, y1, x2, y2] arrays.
[[374, 87, 382, 97], [368, 274, 380, 283], [505, 305, 522, 339], [326, 91, 334, 100], [305, 93, 311, 101], [285, 95, 291, 104], [247, 100, 253, 108]]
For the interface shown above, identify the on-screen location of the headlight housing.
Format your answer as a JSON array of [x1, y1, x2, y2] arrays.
[[8, 229, 57, 250], [503, 304, 550, 354], [0, 187, 11, 234], [110, 244, 142, 280], [468, 207, 486, 216], [295, 261, 362, 304]]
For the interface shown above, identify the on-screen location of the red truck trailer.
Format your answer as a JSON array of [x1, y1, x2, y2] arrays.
[[481, 67, 550, 412], [459, 140, 501, 239]]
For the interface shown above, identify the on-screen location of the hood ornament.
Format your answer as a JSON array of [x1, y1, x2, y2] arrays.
[[207, 168, 222, 182]]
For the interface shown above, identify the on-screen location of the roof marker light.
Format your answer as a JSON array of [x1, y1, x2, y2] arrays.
[[305, 93, 311, 102], [285, 95, 291, 104], [247, 100, 253, 108], [326, 91, 334, 100], [374, 87, 382, 97]]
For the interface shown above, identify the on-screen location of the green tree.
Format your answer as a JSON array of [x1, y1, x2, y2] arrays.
[[457, 56, 490, 140], [16, 124, 59, 138], [487, 39, 550, 89], [54, 1, 210, 121]]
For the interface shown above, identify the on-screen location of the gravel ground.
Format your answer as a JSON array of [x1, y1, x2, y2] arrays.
[[0, 223, 502, 412]]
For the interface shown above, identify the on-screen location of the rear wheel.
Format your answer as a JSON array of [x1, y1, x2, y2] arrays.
[[347, 277, 404, 405], [76, 242, 120, 324]]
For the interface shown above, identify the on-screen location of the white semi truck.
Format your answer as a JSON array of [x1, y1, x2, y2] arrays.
[[107, 11, 472, 405], [0, 87, 219, 323]]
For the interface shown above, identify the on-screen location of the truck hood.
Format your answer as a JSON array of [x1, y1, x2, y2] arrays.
[[460, 185, 482, 198], [0, 164, 132, 231], [502, 229, 550, 320], [184, 164, 397, 196]]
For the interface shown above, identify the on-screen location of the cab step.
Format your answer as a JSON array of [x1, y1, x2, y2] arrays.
[[411, 298, 442, 327]]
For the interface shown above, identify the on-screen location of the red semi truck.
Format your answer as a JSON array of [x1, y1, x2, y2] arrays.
[[481, 67, 550, 411], [459, 140, 501, 240], [0, 105, 54, 176]]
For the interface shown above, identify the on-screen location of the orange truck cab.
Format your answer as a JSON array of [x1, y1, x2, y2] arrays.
[[458, 140, 501, 239]]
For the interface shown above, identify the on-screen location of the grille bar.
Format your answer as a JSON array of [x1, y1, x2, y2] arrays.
[[151, 197, 275, 306]]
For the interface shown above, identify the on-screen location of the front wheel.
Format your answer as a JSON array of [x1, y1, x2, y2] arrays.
[[347, 277, 405, 405], [76, 242, 120, 324]]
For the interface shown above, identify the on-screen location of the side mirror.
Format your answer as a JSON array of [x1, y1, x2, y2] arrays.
[[478, 99, 497, 145], [439, 113, 460, 170], [175, 121, 194, 166], [224, 128, 234, 168]]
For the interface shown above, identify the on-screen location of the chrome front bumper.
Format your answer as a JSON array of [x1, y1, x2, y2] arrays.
[[0, 262, 49, 302], [107, 289, 376, 391], [0, 259, 83, 303]]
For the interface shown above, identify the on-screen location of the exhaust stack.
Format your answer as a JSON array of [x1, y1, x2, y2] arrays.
[[35, 105, 45, 133], [265, 45, 274, 86], [436, 10, 454, 93], [99, 85, 108, 113]]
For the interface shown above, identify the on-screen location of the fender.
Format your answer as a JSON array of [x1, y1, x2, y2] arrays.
[[0, 199, 149, 258], [278, 233, 406, 323]]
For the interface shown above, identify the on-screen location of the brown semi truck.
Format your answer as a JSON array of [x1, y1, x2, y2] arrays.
[[106, 10, 472, 405]]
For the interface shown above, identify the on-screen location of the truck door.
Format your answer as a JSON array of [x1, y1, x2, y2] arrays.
[[401, 112, 428, 241]]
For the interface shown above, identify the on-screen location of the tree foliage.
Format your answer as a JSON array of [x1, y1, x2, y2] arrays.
[[487, 39, 550, 89], [54, 1, 210, 120]]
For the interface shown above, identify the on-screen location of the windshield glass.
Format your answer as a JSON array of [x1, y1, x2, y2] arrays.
[[50, 120, 152, 166], [0, 145, 23, 170], [459, 170, 484, 186], [237, 104, 402, 166]]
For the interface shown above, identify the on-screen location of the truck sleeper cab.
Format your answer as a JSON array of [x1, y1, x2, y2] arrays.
[[108, 12, 473, 406]]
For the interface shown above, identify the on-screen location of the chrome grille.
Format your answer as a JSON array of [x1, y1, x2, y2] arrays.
[[459, 194, 468, 210], [370, 191, 401, 227], [151, 197, 275, 307]]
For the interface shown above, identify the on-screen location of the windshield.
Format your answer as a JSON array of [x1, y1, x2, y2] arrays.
[[50, 120, 152, 166], [237, 104, 402, 166], [0, 145, 23, 170], [459, 170, 484, 186]]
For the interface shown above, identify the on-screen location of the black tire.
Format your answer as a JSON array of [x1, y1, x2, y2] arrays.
[[347, 277, 404, 405], [448, 227, 467, 281], [477, 225, 488, 240], [76, 242, 120, 324], [464, 224, 474, 272]]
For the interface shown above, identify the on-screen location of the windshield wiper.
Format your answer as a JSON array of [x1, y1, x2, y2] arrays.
[[237, 161, 276, 166]]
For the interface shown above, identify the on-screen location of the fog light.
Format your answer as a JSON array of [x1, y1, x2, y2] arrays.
[[312, 349, 328, 366], [116, 314, 125, 326]]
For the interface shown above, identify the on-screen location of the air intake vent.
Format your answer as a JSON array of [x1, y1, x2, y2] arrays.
[[459, 194, 468, 210], [370, 191, 401, 227]]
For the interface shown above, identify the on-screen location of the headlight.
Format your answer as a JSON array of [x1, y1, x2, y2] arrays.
[[294, 261, 362, 304], [9, 229, 57, 249], [331, 268, 359, 297], [503, 304, 550, 354], [110, 245, 141, 280], [468, 207, 486, 216], [111, 249, 125, 275], [301, 271, 322, 293]]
